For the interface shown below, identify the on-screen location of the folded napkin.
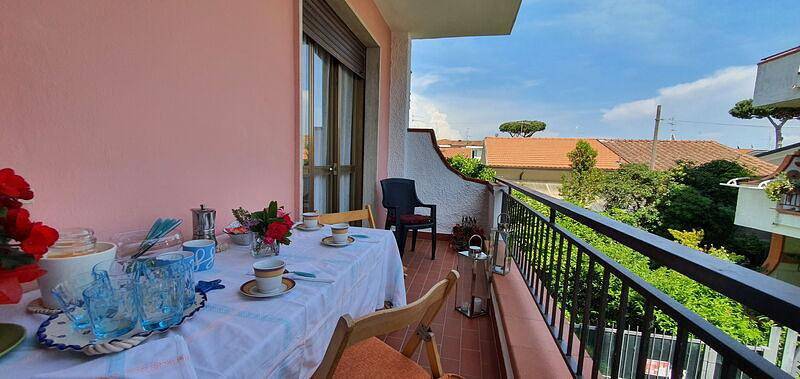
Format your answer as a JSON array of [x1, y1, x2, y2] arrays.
[[34, 335, 197, 379]]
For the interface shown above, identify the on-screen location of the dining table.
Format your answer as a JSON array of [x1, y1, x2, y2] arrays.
[[0, 225, 407, 378]]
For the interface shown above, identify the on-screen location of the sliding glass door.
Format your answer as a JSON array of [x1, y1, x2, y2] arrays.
[[301, 36, 364, 214]]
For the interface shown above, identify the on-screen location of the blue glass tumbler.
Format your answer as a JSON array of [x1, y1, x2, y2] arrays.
[[157, 251, 195, 310], [135, 256, 185, 331], [82, 276, 138, 340], [51, 271, 96, 330]]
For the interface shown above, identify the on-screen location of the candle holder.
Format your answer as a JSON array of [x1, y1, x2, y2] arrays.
[[491, 213, 512, 275], [455, 235, 490, 318]]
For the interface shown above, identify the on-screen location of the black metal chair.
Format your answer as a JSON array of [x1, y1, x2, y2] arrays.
[[380, 178, 437, 259]]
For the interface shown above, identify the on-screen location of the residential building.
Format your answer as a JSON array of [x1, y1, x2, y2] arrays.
[[756, 141, 800, 165], [437, 139, 484, 159], [753, 45, 800, 107], [480, 137, 775, 197], [728, 45, 800, 287]]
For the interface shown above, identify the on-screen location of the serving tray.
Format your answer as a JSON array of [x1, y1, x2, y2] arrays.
[[37, 290, 207, 356]]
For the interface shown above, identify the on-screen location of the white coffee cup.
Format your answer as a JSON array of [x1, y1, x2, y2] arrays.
[[330, 223, 350, 244], [253, 258, 286, 294], [302, 212, 319, 228]]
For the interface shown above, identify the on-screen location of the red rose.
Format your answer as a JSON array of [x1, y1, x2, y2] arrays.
[[0, 264, 47, 304], [4, 208, 33, 242], [265, 221, 290, 242], [0, 168, 34, 200], [282, 214, 293, 227], [20, 223, 59, 257]]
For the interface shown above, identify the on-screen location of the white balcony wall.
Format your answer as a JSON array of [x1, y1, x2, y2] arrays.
[[734, 186, 800, 238], [405, 130, 493, 233], [753, 50, 800, 107]]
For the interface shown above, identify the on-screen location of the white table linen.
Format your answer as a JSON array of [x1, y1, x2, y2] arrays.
[[0, 226, 406, 378]]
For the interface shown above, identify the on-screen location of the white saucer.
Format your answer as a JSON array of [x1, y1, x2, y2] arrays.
[[240, 278, 296, 298], [321, 236, 355, 247], [295, 223, 325, 231]]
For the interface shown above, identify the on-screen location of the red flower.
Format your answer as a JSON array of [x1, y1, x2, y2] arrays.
[[0, 196, 22, 210], [0, 264, 47, 304], [282, 214, 293, 227], [20, 223, 59, 258], [0, 168, 34, 200], [265, 221, 290, 242], [3, 208, 33, 242]]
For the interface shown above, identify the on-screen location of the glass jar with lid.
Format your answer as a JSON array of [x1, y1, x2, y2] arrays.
[[47, 227, 98, 258]]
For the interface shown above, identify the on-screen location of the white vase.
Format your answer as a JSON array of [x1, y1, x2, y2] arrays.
[[37, 242, 118, 308]]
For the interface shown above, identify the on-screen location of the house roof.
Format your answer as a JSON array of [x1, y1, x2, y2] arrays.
[[483, 137, 622, 170], [754, 141, 800, 158], [759, 45, 800, 64], [440, 147, 473, 159], [599, 139, 777, 176], [437, 139, 483, 148]]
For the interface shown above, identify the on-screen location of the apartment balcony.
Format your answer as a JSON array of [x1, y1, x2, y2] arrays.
[[400, 133, 800, 378]]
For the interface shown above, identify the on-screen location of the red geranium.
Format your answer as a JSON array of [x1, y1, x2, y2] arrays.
[[265, 221, 290, 244], [0, 168, 57, 304], [0, 168, 34, 200]]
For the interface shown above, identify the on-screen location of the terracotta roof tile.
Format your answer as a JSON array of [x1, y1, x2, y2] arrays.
[[483, 137, 622, 170], [598, 139, 777, 176]]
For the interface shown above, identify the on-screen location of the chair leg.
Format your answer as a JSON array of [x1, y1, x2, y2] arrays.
[[430, 225, 436, 260], [397, 226, 407, 257], [411, 229, 418, 251]]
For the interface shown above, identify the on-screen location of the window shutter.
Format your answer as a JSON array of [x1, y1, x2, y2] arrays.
[[303, 0, 366, 78]]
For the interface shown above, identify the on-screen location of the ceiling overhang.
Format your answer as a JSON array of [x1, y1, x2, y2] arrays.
[[372, 0, 522, 39]]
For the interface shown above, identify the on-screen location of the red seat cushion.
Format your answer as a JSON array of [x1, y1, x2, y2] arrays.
[[388, 214, 432, 225]]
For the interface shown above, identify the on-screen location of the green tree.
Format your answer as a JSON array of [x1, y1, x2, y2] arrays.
[[499, 120, 546, 138], [446, 155, 496, 181], [657, 160, 767, 267], [729, 99, 800, 148], [560, 140, 604, 206], [515, 192, 770, 345]]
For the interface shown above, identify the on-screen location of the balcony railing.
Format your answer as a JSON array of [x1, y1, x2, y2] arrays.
[[495, 178, 800, 379]]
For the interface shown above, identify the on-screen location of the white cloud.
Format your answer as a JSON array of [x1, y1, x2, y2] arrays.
[[409, 93, 462, 140], [600, 66, 768, 144], [412, 73, 441, 92]]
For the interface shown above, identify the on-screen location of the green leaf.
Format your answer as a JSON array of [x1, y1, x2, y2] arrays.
[[0, 207, 6, 218], [267, 201, 278, 219]]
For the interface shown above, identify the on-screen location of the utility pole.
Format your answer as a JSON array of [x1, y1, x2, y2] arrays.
[[649, 104, 661, 170]]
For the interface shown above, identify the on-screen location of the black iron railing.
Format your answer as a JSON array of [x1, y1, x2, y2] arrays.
[[496, 178, 800, 379]]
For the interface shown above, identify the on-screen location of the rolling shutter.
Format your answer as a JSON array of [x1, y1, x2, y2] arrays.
[[303, 0, 366, 78]]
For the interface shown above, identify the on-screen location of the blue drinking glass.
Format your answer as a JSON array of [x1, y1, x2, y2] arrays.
[[135, 257, 185, 331], [82, 276, 138, 340], [157, 251, 195, 310], [51, 271, 95, 330]]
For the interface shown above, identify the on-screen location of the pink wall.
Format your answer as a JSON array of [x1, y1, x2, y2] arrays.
[[0, 1, 299, 239], [0, 0, 393, 240]]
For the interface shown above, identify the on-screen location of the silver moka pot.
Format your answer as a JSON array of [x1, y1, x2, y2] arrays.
[[191, 204, 217, 244]]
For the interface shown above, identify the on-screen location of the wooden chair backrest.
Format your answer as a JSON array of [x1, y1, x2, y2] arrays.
[[318, 205, 376, 228], [313, 270, 459, 379]]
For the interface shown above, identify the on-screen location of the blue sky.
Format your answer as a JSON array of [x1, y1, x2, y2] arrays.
[[410, 0, 800, 149]]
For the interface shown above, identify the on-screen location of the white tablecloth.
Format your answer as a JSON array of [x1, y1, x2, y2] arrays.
[[0, 226, 406, 378]]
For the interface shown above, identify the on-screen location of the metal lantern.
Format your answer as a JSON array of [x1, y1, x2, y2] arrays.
[[491, 213, 512, 275], [455, 235, 490, 318]]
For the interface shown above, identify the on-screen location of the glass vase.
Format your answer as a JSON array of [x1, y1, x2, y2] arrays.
[[250, 233, 280, 257]]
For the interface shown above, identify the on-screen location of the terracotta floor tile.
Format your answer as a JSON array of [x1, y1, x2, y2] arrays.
[[460, 349, 482, 377], [441, 336, 461, 360], [461, 328, 480, 350], [442, 358, 460, 374]]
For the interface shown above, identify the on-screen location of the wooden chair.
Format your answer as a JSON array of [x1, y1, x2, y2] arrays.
[[318, 205, 376, 228], [313, 270, 460, 379]]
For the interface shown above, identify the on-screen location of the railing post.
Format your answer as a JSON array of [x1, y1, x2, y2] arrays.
[[548, 207, 556, 224], [491, 182, 509, 230]]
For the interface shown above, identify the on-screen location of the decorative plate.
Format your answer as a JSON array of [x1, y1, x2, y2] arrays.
[[240, 278, 296, 298], [0, 323, 25, 358], [321, 236, 355, 247], [295, 223, 325, 231], [37, 290, 207, 356]]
